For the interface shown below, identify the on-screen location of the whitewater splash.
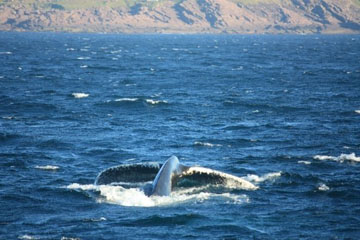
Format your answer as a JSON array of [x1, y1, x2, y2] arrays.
[[194, 141, 222, 147], [67, 183, 249, 207], [313, 153, 360, 163], [111, 98, 167, 105], [244, 172, 282, 183], [115, 98, 139, 102], [67, 172, 277, 207], [145, 99, 168, 105], [72, 93, 89, 99], [35, 165, 60, 170]]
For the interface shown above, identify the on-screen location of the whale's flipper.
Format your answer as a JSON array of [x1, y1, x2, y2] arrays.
[[151, 156, 189, 196], [95, 162, 162, 185]]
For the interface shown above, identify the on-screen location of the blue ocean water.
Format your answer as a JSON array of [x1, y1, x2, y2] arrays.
[[1, 32, 360, 239]]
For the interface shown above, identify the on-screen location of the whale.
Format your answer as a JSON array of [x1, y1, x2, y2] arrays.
[[95, 156, 257, 196]]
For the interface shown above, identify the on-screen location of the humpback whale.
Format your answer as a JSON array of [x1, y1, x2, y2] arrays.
[[95, 156, 257, 196]]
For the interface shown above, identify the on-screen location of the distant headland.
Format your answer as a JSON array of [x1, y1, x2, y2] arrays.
[[1, 0, 359, 34]]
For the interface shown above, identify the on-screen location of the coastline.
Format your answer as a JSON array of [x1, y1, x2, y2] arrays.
[[1, 0, 360, 35]]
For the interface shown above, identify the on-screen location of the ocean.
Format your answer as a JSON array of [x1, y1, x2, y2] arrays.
[[0, 32, 359, 239]]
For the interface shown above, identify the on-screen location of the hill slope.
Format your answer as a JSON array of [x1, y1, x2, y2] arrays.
[[0, 0, 359, 33]]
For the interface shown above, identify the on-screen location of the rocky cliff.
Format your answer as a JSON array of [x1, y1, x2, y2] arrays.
[[0, 0, 359, 33]]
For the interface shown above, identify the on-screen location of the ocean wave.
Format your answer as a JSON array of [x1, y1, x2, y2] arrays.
[[35, 165, 60, 170], [108, 98, 167, 106], [1, 116, 16, 120], [67, 183, 250, 207], [244, 172, 282, 183], [77, 56, 91, 60], [0, 132, 22, 142], [313, 153, 360, 163], [72, 93, 89, 98], [355, 110, 360, 114], [83, 217, 107, 222], [18, 235, 38, 240], [61, 237, 81, 240], [194, 141, 222, 147], [115, 98, 139, 102], [318, 183, 330, 191], [145, 99, 168, 105], [298, 161, 311, 165]]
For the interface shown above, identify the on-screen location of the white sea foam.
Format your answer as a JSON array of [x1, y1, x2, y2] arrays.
[[61, 237, 81, 240], [318, 183, 330, 191], [115, 98, 138, 102], [355, 110, 360, 114], [2, 116, 15, 120], [244, 172, 282, 183], [67, 183, 96, 191], [151, 93, 162, 97], [80, 65, 88, 68], [67, 183, 251, 207], [88, 217, 107, 222], [0, 51, 12, 55], [298, 160, 311, 165], [77, 56, 91, 60], [72, 93, 89, 98], [18, 235, 38, 240], [313, 155, 336, 161], [313, 153, 360, 163], [194, 141, 222, 147], [35, 165, 60, 170], [145, 99, 168, 105]]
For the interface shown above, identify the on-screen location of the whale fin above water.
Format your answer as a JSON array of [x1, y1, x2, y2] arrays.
[[95, 156, 257, 196], [94, 162, 162, 185], [176, 166, 258, 190], [151, 156, 189, 196]]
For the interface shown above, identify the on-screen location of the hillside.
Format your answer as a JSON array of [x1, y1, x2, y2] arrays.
[[0, 0, 360, 33]]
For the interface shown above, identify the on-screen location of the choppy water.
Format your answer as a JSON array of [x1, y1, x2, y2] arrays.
[[1, 32, 360, 239]]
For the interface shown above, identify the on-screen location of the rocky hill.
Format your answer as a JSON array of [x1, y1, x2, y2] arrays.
[[0, 0, 360, 33]]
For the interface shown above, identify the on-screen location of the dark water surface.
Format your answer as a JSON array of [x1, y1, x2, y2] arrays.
[[1, 33, 360, 239]]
